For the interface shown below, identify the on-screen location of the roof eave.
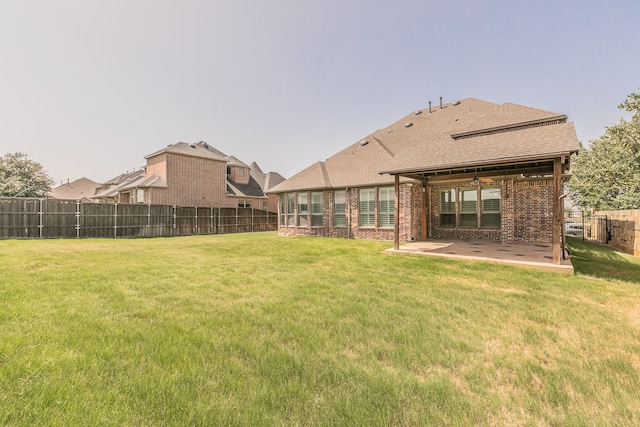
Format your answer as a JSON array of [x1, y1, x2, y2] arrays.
[[450, 115, 568, 139]]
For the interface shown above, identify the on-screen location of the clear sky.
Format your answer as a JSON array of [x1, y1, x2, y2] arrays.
[[1, 0, 639, 186]]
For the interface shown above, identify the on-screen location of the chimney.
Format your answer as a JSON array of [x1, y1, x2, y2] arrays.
[[440, 96, 443, 109], [429, 101, 432, 113]]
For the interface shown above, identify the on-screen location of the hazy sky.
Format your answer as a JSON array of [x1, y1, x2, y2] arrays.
[[1, 0, 639, 186]]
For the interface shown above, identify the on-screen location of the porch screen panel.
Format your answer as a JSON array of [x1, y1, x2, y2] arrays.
[[481, 187, 501, 228], [334, 190, 346, 226], [311, 192, 323, 226], [439, 189, 456, 227], [378, 187, 394, 228], [359, 188, 375, 227]]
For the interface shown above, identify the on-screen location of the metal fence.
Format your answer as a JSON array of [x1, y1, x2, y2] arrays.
[[0, 198, 277, 239], [564, 211, 611, 244]]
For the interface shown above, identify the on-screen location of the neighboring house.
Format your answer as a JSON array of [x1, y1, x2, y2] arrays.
[[249, 162, 286, 213], [268, 98, 580, 264], [93, 141, 282, 210], [50, 177, 100, 202]]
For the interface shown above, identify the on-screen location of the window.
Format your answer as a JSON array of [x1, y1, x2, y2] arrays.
[[439, 189, 456, 227], [286, 193, 295, 226], [334, 190, 346, 227], [297, 192, 308, 226], [481, 187, 501, 228], [279, 195, 286, 225], [238, 200, 251, 208], [238, 168, 244, 177], [459, 188, 477, 227], [311, 192, 323, 226], [359, 188, 375, 227], [227, 166, 231, 175], [378, 187, 394, 228]]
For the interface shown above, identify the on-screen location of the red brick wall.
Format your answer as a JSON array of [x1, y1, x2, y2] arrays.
[[277, 184, 420, 241], [513, 180, 554, 243]]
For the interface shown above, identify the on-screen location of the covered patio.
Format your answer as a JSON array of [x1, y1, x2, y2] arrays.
[[385, 239, 574, 273]]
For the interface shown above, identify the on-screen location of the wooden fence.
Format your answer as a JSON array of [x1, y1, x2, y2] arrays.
[[0, 198, 277, 239]]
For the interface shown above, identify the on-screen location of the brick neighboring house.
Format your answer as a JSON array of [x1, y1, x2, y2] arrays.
[[268, 98, 580, 264], [93, 141, 283, 210]]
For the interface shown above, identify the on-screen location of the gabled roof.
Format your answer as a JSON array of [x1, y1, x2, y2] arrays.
[[250, 162, 286, 191], [92, 172, 166, 199], [269, 98, 580, 193], [51, 177, 99, 200], [145, 141, 228, 162]]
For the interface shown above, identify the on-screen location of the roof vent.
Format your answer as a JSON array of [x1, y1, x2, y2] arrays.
[[414, 110, 422, 115], [452, 100, 461, 106], [359, 140, 369, 147], [404, 122, 413, 128], [190, 143, 196, 148]]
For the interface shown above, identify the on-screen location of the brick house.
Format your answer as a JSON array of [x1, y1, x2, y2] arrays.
[[93, 141, 284, 210], [268, 98, 580, 264]]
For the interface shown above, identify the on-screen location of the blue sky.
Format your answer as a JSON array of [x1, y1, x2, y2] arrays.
[[1, 0, 639, 186]]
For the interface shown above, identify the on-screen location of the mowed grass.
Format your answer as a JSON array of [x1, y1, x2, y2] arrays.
[[1, 233, 639, 426]]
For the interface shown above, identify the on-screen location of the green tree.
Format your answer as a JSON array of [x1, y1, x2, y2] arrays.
[[567, 89, 640, 210], [0, 152, 54, 198]]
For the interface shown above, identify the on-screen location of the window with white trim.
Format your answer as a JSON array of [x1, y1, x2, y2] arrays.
[[334, 190, 346, 227], [311, 192, 323, 226], [359, 188, 375, 227], [286, 193, 295, 226], [481, 187, 501, 228], [378, 187, 394, 228], [297, 192, 308, 226], [460, 188, 477, 227], [439, 189, 456, 227]]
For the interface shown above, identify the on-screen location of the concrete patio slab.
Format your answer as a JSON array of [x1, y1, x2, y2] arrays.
[[385, 239, 574, 273]]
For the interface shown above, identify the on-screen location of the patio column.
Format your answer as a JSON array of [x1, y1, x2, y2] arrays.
[[394, 174, 400, 250], [552, 157, 562, 264]]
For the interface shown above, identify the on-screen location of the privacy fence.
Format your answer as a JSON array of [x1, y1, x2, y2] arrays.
[[0, 198, 277, 239]]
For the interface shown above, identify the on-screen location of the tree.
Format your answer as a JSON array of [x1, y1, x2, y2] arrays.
[[567, 89, 640, 210], [0, 152, 54, 198]]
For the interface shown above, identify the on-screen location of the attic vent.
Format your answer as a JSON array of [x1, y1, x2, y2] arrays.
[[404, 122, 413, 128], [414, 110, 422, 115], [359, 140, 369, 147], [452, 100, 461, 106], [190, 143, 196, 148]]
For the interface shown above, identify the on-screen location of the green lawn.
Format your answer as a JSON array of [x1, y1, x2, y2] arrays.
[[1, 233, 639, 426]]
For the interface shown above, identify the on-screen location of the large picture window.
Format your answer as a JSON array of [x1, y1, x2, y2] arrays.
[[359, 188, 375, 227], [439, 189, 456, 227], [297, 192, 308, 226], [334, 190, 346, 227], [279, 194, 286, 226], [438, 186, 501, 229], [460, 188, 477, 227], [311, 192, 323, 226], [481, 187, 501, 228], [378, 187, 394, 228]]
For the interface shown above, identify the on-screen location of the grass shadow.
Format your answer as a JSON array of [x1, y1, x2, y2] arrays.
[[566, 237, 640, 284]]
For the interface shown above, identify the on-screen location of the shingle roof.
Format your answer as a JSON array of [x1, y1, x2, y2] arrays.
[[145, 141, 228, 162], [250, 162, 286, 191], [51, 177, 99, 200], [227, 176, 266, 197], [269, 98, 580, 193], [92, 173, 166, 199]]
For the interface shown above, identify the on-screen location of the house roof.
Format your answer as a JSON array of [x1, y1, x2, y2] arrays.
[[269, 98, 580, 193], [227, 176, 266, 198], [92, 172, 166, 199], [250, 161, 286, 191], [145, 141, 228, 162], [50, 177, 99, 200]]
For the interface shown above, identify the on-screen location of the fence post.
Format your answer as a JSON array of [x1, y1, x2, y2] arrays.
[[172, 205, 177, 236], [147, 204, 151, 235], [195, 206, 198, 236], [235, 207, 239, 234], [211, 207, 214, 235], [76, 200, 81, 238], [251, 208, 254, 232]]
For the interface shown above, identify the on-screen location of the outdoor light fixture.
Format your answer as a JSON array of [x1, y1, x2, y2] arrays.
[[471, 175, 480, 186]]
